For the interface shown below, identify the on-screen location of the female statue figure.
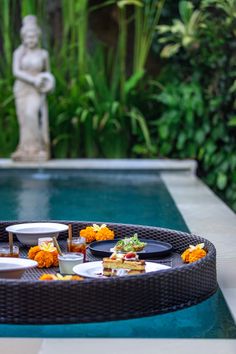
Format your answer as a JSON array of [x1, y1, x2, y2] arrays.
[[12, 15, 55, 161]]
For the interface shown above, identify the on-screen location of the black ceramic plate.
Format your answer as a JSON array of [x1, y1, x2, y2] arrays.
[[88, 239, 173, 259]]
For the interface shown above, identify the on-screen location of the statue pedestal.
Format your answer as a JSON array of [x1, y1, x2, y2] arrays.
[[11, 149, 50, 162]]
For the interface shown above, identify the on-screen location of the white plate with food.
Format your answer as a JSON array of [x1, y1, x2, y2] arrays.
[[73, 261, 170, 278], [6, 222, 68, 246]]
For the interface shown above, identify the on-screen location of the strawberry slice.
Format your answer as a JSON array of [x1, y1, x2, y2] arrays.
[[125, 252, 136, 259]]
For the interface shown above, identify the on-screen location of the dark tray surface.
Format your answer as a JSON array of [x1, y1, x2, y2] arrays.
[[89, 238, 172, 259]]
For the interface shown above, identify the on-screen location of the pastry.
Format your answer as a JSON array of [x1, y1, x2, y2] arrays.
[[102, 251, 146, 277]]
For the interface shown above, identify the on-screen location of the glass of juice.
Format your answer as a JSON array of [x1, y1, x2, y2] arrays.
[[0, 246, 19, 258], [67, 237, 86, 262]]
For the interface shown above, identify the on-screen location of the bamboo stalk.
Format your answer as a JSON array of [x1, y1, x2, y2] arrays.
[[77, 0, 88, 77], [118, 5, 127, 105], [21, 0, 37, 17], [1, 0, 11, 70]]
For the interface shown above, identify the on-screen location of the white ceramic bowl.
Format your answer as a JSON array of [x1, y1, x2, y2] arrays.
[[6, 222, 68, 246], [0, 258, 38, 279]]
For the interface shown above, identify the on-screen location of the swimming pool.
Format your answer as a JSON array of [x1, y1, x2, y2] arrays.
[[0, 169, 235, 338], [0, 169, 186, 229]]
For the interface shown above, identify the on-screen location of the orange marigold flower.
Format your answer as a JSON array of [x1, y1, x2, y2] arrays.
[[52, 250, 59, 266], [80, 226, 96, 243], [189, 249, 207, 263], [34, 250, 54, 268], [181, 243, 207, 263], [181, 249, 190, 263], [96, 227, 115, 241], [28, 246, 41, 260], [39, 274, 83, 281], [39, 274, 56, 281], [28, 246, 59, 268]]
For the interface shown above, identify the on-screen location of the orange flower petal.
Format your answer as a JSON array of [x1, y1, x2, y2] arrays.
[[34, 251, 54, 268], [28, 246, 41, 260], [80, 226, 96, 243], [95, 227, 114, 241]]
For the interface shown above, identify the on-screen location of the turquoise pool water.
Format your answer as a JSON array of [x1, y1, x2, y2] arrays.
[[0, 169, 186, 229], [0, 169, 235, 338]]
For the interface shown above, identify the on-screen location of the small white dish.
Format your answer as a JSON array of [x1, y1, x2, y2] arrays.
[[0, 257, 38, 279], [73, 261, 170, 278], [6, 222, 68, 246]]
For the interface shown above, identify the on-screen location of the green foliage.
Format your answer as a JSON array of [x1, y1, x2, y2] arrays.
[[157, 1, 204, 58], [155, 78, 205, 157], [133, 0, 165, 72], [0, 78, 18, 156], [154, 75, 236, 210], [155, 0, 236, 211], [49, 44, 153, 158]]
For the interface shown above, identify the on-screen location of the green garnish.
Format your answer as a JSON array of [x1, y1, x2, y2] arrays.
[[115, 233, 146, 252]]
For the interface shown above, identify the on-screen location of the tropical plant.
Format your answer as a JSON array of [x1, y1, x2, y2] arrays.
[[155, 78, 205, 157], [202, 0, 236, 25], [60, 0, 88, 76], [76, 47, 153, 158], [157, 0, 204, 58], [154, 0, 236, 211]]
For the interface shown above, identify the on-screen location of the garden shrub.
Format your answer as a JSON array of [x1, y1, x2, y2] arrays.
[[153, 0, 236, 211]]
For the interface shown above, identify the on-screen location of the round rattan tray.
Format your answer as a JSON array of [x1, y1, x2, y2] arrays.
[[0, 221, 217, 324]]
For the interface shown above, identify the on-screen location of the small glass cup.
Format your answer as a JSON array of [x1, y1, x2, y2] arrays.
[[38, 237, 53, 246], [0, 245, 19, 258], [58, 252, 83, 275], [67, 237, 86, 262]]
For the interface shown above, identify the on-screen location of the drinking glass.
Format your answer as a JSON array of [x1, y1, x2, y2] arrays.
[[67, 237, 86, 262], [0, 245, 19, 258]]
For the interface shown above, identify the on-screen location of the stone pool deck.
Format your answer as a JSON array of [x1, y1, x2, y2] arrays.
[[0, 158, 235, 354]]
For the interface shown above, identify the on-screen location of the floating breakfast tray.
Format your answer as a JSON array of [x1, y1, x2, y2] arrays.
[[0, 221, 217, 324]]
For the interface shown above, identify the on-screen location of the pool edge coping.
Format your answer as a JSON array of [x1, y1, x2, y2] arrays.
[[0, 338, 235, 354], [161, 172, 236, 324], [0, 158, 197, 173]]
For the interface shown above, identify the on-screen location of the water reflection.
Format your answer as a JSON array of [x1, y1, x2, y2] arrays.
[[17, 176, 50, 220]]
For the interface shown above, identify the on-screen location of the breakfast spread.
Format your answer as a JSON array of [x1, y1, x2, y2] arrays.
[[3, 223, 171, 280]]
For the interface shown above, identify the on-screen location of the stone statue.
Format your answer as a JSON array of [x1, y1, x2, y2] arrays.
[[12, 15, 55, 161]]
